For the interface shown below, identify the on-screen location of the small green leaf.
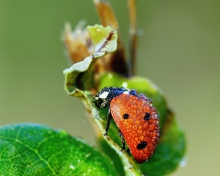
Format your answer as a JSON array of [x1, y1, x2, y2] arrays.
[[87, 25, 117, 54], [0, 124, 117, 176], [63, 25, 117, 96]]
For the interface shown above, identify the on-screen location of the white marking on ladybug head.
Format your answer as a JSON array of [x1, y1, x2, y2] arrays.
[[99, 91, 109, 99], [123, 91, 129, 94]]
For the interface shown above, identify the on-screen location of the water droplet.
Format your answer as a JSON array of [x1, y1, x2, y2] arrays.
[[85, 153, 91, 158], [122, 82, 128, 88], [179, 157, 187, 167], [108, 74, 112, 78], [70, 164, 75, 169]]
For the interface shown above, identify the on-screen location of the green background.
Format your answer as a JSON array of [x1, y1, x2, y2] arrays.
[[1, 0, 219, 175]]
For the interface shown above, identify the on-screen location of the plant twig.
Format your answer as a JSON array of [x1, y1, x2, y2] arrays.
[[128, 0, 137, 76]]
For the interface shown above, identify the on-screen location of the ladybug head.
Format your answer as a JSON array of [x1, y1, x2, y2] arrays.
[[94, 87, 127, 108]]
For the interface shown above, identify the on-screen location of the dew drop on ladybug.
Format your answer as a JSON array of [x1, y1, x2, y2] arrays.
[[94, 87, 159, 163]]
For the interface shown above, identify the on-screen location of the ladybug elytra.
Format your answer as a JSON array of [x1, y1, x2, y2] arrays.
[[94, 87, 159, 163]]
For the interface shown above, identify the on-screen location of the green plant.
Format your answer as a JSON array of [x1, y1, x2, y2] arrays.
[[0, 1, 186, 176]]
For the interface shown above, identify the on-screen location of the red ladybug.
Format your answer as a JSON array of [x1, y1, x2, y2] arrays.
[[94, 87, 159, 163]]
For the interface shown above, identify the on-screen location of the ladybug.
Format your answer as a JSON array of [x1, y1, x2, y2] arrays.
[[94, 87, 159, 163]]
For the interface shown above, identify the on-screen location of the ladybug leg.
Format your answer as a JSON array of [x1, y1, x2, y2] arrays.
[[118, 129, 125, 151], [104, 109, 112, 136]]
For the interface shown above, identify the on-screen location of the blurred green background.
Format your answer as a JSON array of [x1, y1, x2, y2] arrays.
[[1, 0, 219, 175]]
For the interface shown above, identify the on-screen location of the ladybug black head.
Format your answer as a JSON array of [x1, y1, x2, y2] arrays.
[[94, 87, 128, 108]]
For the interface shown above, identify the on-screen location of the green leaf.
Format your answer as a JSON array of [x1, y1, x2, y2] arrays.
[[0, 123, 117, 176], [63, 25, 118, 96], [87, 25, 117, 55]]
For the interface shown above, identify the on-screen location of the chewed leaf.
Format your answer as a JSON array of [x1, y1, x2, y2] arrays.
[[0, 123, 117, 176], [63, 25, 117, 96]]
